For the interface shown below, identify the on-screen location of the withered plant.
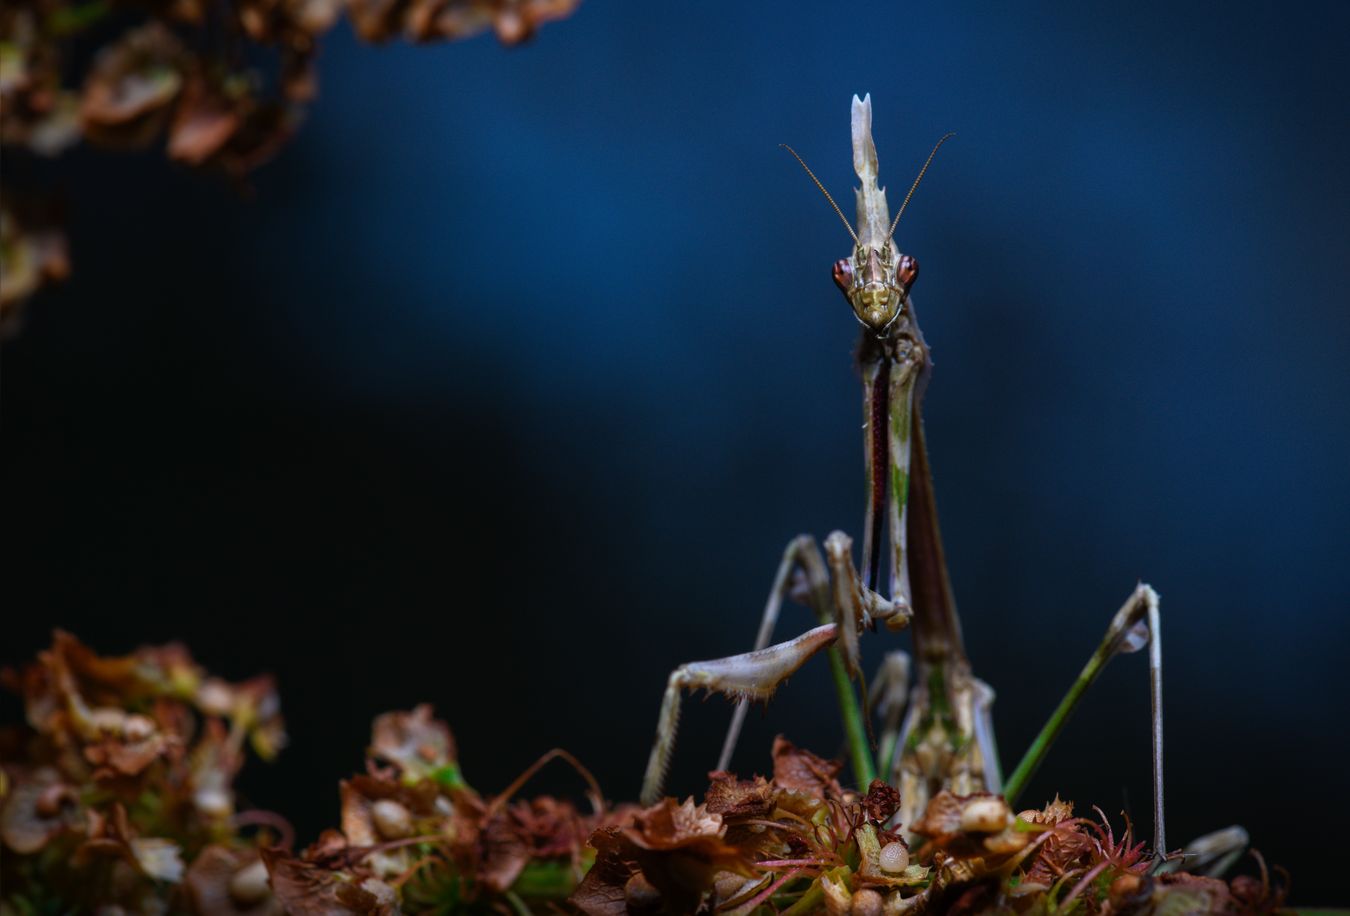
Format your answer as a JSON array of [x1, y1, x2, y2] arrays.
[[0, 0, 579, 327]]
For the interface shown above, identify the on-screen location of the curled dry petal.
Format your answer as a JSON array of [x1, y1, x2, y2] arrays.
[[479, 810, 531, 892], [79, 23, 184, 147], [84, 726, 178, 779], [168, 77, 244, 166], [909, 790, 967, 840], [570, 798, 757, 915], [567, 827, 635, 916], [0, 767, 81, 854], [628, 799, 755, 910], [260, 847, 398, 915], [622, 797, 726, 852], [771, 735, 843, 799]]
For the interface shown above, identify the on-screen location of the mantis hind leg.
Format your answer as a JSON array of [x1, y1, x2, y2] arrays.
[[1003, 584, 1165, 856]]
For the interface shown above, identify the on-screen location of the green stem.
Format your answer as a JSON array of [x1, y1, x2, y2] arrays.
[[877, 731, 899, 785], [45, 0, 109, 35], [509, 856, 591, 899], [1005, 589, 1155, 805], [1004, 643, 1109, 804], [826, 646, 876, 789], [502, 890, 532, 916], [778, 879, 825, 916]]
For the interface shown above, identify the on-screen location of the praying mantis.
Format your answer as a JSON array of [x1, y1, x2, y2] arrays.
[[639, 95, 1166, 856]]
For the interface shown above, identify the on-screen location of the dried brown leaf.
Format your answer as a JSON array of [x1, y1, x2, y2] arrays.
[[771, 735, 843, 799], [567, 827, 638, 916], [260, 847, 398, 915], [703, 770, 776, 820], [168, 78, 243, 166], [909, 790, 966, 840], [0, 767, 81, 854], [506, 795, 590, 858], [79, 23, 184, 147], [479, 811, 530, 892]]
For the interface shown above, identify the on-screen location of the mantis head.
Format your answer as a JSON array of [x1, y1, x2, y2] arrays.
[[832, 242, 918, 332], [782, 94, 951, 336]]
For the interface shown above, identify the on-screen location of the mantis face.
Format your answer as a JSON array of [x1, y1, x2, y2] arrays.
[[833, 244, 919, 333], [782, 94, 949, 335]]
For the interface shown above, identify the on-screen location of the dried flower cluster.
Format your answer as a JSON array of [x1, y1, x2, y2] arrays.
[[0, 631, 286, 912], [0, 0, 579, 324], [0, 634, 1290, 914], [256, 707, 637, 915], [569, 738, 1288, 915]]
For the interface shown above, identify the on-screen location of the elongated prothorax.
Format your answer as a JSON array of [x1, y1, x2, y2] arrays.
[[852, 94, 891, 251]]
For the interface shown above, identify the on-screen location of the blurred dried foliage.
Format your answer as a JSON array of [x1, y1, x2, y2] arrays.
[[0, 0, 579, 328], [1, 633, 1292, 914]]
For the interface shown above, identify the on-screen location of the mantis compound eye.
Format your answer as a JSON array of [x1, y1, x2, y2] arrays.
[[896, 254, 918, 292], [833, 259, 854, 296]]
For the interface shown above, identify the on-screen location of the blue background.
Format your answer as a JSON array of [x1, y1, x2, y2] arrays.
[[4, 0, 1348, 902]]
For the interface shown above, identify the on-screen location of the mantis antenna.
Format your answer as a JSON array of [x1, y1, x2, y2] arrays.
[[887, 132, 956, 243], [781, 144, 860, 246]]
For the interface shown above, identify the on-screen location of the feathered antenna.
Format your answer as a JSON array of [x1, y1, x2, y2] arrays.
[[887, 132, 956, 242], [781, 144, 860, 246]]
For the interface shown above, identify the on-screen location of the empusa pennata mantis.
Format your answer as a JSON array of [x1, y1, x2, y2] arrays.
[[640, 94, 1165, 856]]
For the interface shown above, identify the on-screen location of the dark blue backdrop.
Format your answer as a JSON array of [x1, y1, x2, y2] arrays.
[[4, 0, 1348, 903]]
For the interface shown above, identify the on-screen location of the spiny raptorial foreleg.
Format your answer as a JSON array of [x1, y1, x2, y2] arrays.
[[641, 623, 839, 805], [716, 532, 908, 775]]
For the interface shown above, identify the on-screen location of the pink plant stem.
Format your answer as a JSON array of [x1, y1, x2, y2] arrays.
[[755, 858, 824, 869], [1064, 859, 1112, 905]]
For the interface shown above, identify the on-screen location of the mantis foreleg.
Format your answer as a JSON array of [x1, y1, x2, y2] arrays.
[[716, 535, 831, 774], [713, 532, 905, 778], [640, 624, 839, 805], [646, 529, 905, 805]]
